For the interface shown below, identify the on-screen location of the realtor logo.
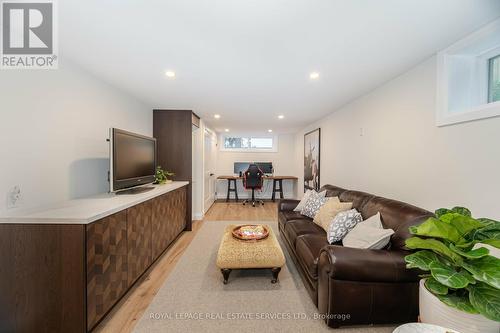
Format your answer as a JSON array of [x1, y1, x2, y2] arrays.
[[1, 0, 58, 69]]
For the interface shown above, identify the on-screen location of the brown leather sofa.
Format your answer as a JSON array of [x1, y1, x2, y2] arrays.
[[278, 185, 433, 328]]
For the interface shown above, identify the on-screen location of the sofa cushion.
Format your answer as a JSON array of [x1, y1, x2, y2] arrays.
[[284, 220, 325, 246], [295, 234, 331, 280], [319, 185, 347, 198], [282, 210, 310, 222], [360, 196, 432, 232], [339, 190, 374, 211]]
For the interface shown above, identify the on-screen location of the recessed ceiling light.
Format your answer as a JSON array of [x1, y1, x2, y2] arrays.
[[268, 129, 273, 133], [278, 115, 284, 119], [165, 70, 176, 78], [224, 128, 229, 132], [214, 114, 221, 119], [310, 72, 319, 79]]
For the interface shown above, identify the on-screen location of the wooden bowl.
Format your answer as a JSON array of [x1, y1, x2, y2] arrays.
[[232, 224, 269, 241]]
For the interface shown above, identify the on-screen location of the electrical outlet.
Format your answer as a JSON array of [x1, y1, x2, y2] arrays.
[[6, 186, 21, 209]]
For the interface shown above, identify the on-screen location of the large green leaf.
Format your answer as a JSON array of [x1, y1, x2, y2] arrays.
[[455, 238, 500, 250], [436, 292, 479, 314], [410, 217, 462, 243], [435, 208, 453, 218], [451, 206, 472, 217], [450, 244, 490, 259], [439, 212, 462, 224], [405, 250, 439, 271], [425, 277, 448, 295], [481, 239, 500, 249], [468, 282, 500, 321], [461, 256, 500, 289], [465, 223, 500, 249], [406, 237, 462, 263], [477, 218, 500, 226], [448, 215, 485, 238], [429, 261, 475, 288]]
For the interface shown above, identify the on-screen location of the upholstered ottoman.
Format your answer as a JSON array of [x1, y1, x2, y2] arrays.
[[216, 224, 286, 284]]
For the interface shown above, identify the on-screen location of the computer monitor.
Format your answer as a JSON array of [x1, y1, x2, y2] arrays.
[[234, 162, 251, 175], [255, 162, 273, 174]]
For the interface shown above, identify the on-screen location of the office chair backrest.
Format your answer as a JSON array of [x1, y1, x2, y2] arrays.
[[243, 164, 264, 189]]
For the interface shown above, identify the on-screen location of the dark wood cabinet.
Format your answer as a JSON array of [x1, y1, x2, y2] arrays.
[[127, 200, 152, 286], [0, 185, 187, 333], [154, 110, 199, 231], [151, 193, 171, 260], [0, 224, 85, 333], [86, 210, 128, 329], [151, 188, 187, 260]]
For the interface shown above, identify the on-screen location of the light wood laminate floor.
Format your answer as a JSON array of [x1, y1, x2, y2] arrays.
[[204, 200, 278, 221], [94, 201, 278, 333]]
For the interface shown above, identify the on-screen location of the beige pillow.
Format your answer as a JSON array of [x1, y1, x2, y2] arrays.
[[343, 212, 395, 249], [313, 199, 352, 231]]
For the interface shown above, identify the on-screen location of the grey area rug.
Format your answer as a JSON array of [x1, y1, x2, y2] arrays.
[[133, 221, 396, 333]]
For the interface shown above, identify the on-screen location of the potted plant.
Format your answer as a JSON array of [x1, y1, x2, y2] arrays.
[[155, 166, 175, 185], [404, 207, 500, 333]]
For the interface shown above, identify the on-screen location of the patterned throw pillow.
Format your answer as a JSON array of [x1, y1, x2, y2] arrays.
[[300, 191, 330, 219], [327, 209, 363, 244], [293, 189, 327, 212]]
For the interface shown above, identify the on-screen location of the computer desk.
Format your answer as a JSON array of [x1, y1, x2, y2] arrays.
[[217, 175, 298, 202]]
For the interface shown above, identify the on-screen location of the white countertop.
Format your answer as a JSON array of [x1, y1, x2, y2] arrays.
[[0, 181, 189, 224]]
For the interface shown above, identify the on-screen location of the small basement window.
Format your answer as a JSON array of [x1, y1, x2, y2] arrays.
[[436, 19, 500, 126], [489, 55, 500, 103], [221, 135, 277, 152]]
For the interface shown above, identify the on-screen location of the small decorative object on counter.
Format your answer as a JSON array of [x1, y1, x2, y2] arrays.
[[155, 166, 175, 184]]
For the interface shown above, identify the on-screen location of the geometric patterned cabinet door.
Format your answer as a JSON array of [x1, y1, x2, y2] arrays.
[[152, 187, 187, 260], [86, 210, 128, 330], [126, 200, 153, 286], [151, 193, 170, 260], [169, 187, 187, 244]]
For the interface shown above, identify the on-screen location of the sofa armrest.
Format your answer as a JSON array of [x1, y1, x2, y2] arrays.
[[278, 199, 300, 212], [318, 245, 419, 283]]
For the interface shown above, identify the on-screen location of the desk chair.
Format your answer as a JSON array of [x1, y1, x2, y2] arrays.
[[242, 164, 264, 207]]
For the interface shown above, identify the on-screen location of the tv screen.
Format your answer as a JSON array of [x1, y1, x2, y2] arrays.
[[110, 128, 156, 192]]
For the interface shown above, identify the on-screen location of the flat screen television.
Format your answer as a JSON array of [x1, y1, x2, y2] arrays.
[[109, 128, 157, 193]]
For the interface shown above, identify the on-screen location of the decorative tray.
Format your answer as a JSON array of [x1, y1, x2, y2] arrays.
[[232, 225, 269, 241]]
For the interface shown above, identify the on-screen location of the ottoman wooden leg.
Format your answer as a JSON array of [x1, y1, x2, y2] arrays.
[[271, 267, 281, 284], [221, 269, 232, 284]]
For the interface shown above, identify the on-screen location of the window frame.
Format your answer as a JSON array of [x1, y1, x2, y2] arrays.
[[436, 19, 500, 127], [219, 134, 278, 153]]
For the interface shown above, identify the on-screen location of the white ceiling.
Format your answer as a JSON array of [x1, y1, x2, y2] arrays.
[[60, 0, 500, 133]]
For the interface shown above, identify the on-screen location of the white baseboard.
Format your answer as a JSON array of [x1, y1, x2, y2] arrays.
[[192, 212, 203, 220]]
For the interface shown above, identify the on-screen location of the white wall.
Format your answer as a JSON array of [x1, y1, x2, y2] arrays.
[[295, 56, 500, 219], [0, 60, 151, 215], [216, 133, 298, 200]]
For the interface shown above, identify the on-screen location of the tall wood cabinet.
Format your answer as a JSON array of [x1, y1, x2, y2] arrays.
[[153, 109, 200, 231], [0, 184, 188, 333]]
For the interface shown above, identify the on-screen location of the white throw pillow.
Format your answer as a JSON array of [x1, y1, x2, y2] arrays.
[[294, 190, 326, 212], [342, 212, 395, 249]]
